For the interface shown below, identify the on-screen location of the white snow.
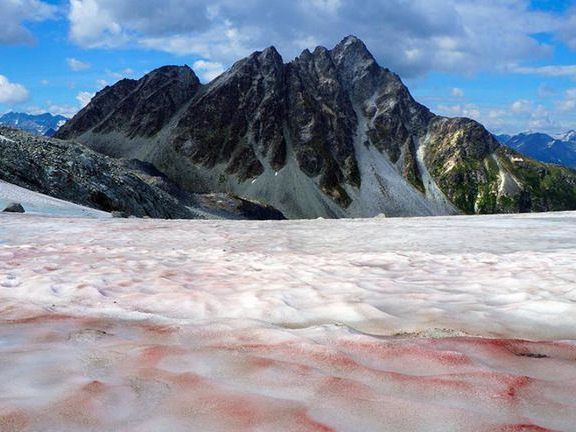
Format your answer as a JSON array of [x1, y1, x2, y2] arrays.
[[1, 212, 576, 431], [0, 180, 110, 218], [0, 133, 15, 143]]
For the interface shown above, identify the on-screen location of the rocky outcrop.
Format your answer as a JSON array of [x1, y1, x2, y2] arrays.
[[3, 202, 25, 213], [0, 127, 196, 218], [0, 127, 286, 219], [56, 36, 576, 218]]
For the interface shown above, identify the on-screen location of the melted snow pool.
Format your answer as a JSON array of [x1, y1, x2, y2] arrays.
[[1, 212, 575, 431]]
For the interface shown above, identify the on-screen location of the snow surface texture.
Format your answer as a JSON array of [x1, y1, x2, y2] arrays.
[[1, 212, 576, 431], [0, 180, 110, 218]]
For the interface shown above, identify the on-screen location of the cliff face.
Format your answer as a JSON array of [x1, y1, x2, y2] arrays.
[[57, 36, 576, 218], [0, 127, 285, 220]]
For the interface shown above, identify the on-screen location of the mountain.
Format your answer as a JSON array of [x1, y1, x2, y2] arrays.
[[500, 132, 576, 169], [0, 112, 68, 136], [494, 134, 511, 144], [559, 130, 576, 143], [56, 36, 576, 218], [0, 126, 284, 220]]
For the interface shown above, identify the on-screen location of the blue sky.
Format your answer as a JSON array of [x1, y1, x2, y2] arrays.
[[0, 0, 575, 135]]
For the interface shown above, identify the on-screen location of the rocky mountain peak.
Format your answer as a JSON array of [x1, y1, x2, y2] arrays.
[[57, 65, 201, 142], [228, 46, 283, 73], [331, 35, 377, 72], [333, 35, 374, 57], [54, 37, 576, 218], [259, 46, 283, 63]]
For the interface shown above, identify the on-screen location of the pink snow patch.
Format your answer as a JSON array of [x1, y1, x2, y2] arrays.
[[1, 212, 576, 431]]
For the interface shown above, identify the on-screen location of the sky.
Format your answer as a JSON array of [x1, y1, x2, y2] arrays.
[[0, 0, 575, 135]]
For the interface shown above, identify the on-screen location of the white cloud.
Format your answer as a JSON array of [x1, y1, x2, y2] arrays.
[[510, 99, 532, 114], [556, 88, 576, 112], [0, 75, 29, 104], [527, 104, 560, 131], [76, 91, 95, 108], [436, 103, 481, 120], [434, 100, 566, 135], [66, 0, 565, 78], [68, 0, 126, 48], [558, 99, 576, 112], [511, 65, 576, 77], [537, 83, 556, 98], [451, 87, 464, 98], [38, 91, 96, 118], [67, 58, 91, 72], [0, 0, 56, 45], [559, 7, 576, 50], [192, 60, 225, 82], [45, 104, 81, 118]]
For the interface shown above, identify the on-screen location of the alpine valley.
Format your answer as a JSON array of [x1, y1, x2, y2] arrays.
[[22, 36, 576, 219]]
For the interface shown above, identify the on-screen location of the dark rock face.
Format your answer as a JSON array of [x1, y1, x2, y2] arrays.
[[0, 127, 195, 218], [3, 202, 25, 213], [58, 66, 200, 141], [55, 36, 576, 218], [0, 127, 285, 220], [193, 194, 286, 220]]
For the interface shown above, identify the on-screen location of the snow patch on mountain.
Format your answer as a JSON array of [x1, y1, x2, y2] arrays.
[[0, 133, 15, 143]]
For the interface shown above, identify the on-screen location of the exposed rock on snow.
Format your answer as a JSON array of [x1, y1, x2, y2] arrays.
[[0, 180, 110, 218], [2, 202, 24, 213]]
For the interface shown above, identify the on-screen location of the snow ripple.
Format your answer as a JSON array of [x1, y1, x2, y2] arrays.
[[1, 212, 576, 431]]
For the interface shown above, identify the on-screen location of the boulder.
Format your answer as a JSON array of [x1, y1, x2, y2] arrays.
[[3, 202, 25, 213]]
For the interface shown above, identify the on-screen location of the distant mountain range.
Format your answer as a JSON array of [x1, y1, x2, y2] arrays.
[[496, 131, 576, 169], [0, 112, 68, 136], [54, 36, 576, 217]]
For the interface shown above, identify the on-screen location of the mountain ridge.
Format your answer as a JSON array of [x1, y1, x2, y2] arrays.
[[0, 112, 68, 136], [0, 126, 286, 220], [56, 36, 576, 218], [497, 131, 576, 169]]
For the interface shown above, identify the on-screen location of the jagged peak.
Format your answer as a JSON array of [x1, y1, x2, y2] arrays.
[[339, 35, 364, 47], [312, 45, 330, 55], [261, 45, 280, 56], [222, 46, 284, 76], [149, 64, 193, 73], [295, 48, 313, 62], [294, 45, 333, 65], [332, 35, 374, 58], [244, 46, 284, 65], [144, 64, 198, 81], [329, 35, 378, 77]]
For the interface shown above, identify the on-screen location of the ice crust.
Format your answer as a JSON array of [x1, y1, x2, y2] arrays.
[[1, 212, 576, 431]]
